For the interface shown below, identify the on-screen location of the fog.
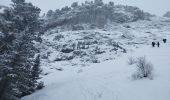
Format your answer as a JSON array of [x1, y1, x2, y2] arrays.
[[1, 0, 170, 16]]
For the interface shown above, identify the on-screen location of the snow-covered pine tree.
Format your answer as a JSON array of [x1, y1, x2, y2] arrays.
[[71, 2, 78, 8], [31, 54, 44, 90], [0, 10, 17, 100], [32, 54, 42, 81], [0, 0, 42, 99]]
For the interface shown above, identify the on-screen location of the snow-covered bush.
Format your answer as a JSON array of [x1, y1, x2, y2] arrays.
[[60, 44, 75, 53], [36, 81, 44, 90], [163, 11, 170, 18], [54, 54, 74, 61], [53, 34, 64, 41], [90, 24, 97, 29], [123, 25, 131, 28], [61, 48, 74, 53], [41, 53, 48, 59], [128, 57, 136, 65], [72, 25, 84, 31], [93, 46, 105, 54], [73, 50, 87, 57], [121, 32, 134, 40], [132, 57, 153, 80], [90, 56, 100, 63]]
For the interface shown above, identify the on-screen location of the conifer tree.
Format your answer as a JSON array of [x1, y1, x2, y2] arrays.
[[32, 54, 42, 81], [0, 0, 42, 99]]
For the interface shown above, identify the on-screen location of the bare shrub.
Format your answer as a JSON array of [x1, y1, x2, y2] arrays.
[[93, 46, 105, 54], [132, 56, 153, 80], [128, 57, 136, 65], [89, 55, 100, 63]]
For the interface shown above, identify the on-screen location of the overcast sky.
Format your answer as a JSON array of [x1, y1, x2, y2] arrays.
[[1, 0, 170, 16]]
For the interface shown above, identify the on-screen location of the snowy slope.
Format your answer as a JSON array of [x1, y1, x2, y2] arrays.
[[38, 17, 170, 70], [22, 35, 170, 100], [21, 17, 170, 100]]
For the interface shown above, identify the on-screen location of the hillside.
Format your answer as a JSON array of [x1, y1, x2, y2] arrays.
[[21, 17, 170, 100], [0, 0, 170, 100], [43, 0, 153, 31], [37, 17, 170, 70]]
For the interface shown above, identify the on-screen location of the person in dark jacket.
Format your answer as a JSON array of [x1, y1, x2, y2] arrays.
[[152, 42, 155, 47], [157, 42, 160, 47], [163, 39, 167, 43]]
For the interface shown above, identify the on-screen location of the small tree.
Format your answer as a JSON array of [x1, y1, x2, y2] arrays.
[[46, 10, 54, 18], [31, 54, 44, 91], [132, 57, 153, 80], [71, 2, 78, 8]]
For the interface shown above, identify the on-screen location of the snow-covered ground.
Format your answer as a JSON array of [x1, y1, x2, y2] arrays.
[[21, 17, 170, 100], [39, 17, 170, 69]]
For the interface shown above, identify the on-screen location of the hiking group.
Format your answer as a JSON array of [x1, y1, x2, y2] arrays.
[[152, 39, 167, 47]]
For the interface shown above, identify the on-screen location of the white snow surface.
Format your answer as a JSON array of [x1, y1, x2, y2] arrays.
[[21, 17, 170, 100], [0, 8, 5, 13]]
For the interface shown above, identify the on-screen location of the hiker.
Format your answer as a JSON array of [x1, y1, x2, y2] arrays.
[[152, 42, 155, 47], [163, 39, 167, 43], [157, 42, 160, 47]]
